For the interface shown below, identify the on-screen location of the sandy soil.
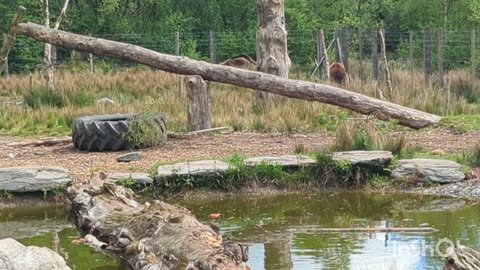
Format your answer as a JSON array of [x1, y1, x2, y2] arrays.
[[1, 128, 479, 183]]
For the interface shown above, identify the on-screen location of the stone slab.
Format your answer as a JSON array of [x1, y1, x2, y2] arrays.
[[392, 159, 465, 183], [333, 151, 393, 167], [243, 155, 316, 168], [107, 172, 153, 185], [156, 160, 229, 177], [0, 166, 72, 192]]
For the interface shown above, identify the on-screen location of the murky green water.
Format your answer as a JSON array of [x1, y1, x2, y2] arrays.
[[1, 192, 479, 270]]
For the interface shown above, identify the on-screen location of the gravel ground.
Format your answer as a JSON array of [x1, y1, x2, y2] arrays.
[[1, 128, 480, 199]]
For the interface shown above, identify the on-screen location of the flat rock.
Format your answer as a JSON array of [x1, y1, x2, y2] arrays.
[[333, 151, 393, 167], [392, 159, 465, 183], [0, 238, 71, 270], [0, 166, 72, 192], [107, 172, 153, 185], [117, 152, 142, 162], [243, 155, 316, 168], [156, 160, 229, 177]]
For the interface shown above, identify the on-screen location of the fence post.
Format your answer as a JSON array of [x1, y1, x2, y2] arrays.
[[358, 29, 364, 81], [209, 30, 216, 64], [2, 34, 8, 76], [472, 29, 476, 94], [409, 30, 414, 76], [438, 28, 444, 88], [423, 27, 433, 84], [341, 27, 350, 70], [371, 28, 379, 80], [175, 31, 180, 56], [316, 29, 329, 79], [185, 75, 211, 131]]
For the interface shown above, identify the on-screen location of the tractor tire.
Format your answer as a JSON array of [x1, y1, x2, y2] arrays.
[[72, 113, 167, 152]]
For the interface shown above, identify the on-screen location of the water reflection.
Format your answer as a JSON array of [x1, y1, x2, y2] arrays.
[[180, 192, 480, 270]]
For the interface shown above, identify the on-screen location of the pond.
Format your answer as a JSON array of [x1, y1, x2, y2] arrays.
[[1, 192, 479, 270]]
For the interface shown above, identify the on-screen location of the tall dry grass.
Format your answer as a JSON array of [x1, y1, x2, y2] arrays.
[[0, 62, 478, 136]]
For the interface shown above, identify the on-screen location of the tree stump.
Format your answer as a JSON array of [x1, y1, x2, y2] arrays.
[[255, 0, 291, 109], [185, 75, 211, 131], [445, 245, 480, 270]]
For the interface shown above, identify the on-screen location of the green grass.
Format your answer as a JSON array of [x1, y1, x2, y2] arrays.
[[440, 114, 480, 132]]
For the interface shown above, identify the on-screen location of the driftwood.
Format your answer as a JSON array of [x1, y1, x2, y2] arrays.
[[16, 22, 441, 129], [306, 227, 438, 233], [7, 137, 72, 147], [445, 245, 480, 270], [0, 7, 26, 75], [68, 183, 249, 270]]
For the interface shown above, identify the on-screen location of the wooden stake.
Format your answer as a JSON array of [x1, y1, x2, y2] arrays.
[[175, 31, 180, 56], [371, 28, 379, 80], [423, 27, 433, 85], [438, 28, 444, 88], [472, 29, 476, 94], [2, 34, 9, 76], [409, 30, 414, 76], [209, 30, 216, 64], [379, 28, 393, 99], [358, 29, 364, 81], [0, 6, 27, 75]]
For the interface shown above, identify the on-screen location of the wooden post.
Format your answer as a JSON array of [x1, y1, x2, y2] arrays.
[[88, 53, 94, 73], [409, 30, 414, 76], [371, 28, 379, 80], [316, 29, 329, 79], [472, 29, 476, 94], [175, 31, 180, 56], [17, 22, 442, 129], [423, 27, 433, 85], [2, 34, 9, 76], [358, 29, 364, 81], [185, 75, 211, 131], [379, 28, 393, 99], [255, 0, 291, 109], [438, 28, 444, 88], [209, 30, 216, 64], [341, 27, 350, 70], [0, 6, 27, 75]]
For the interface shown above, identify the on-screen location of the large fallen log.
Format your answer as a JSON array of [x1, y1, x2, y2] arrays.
[[445, 245, 480, 270], [16, 22, 440, 129], [67, 183, 249, 270]]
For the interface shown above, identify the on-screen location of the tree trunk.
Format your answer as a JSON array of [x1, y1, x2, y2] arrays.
[[2, 34, 9, 76], [17, 22, 441, 129], [0, 7, 26, 75], [42, 0, 55, 89], [67, 184, 249, 270], [51, 0, 70, 67], [186, 75, 211, 131], [445, 245, 480, 270], [379, 28, 393, 99], [255, 0, 291, 109]]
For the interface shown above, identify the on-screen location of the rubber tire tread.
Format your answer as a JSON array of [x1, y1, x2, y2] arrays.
[[72, 113, 167, 152]]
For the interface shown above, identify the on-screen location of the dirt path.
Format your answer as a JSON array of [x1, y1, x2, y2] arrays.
[[0, 129, 478, 182]]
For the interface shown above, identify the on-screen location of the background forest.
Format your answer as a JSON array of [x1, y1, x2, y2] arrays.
[[1, 0, 480, 72]]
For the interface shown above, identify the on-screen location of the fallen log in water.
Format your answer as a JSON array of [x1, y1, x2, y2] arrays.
[[445, 245, 480, 270], [67, 183, 249, 270], [306, 227, 438, 233]]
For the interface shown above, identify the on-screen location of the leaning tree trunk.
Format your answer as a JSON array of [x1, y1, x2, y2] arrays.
[[68, 183, 249, 270], [17, 22, 441, 129], [0, 7, 26, 75], [255, 0, 291, 109]]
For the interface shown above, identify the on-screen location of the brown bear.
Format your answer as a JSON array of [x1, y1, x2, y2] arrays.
[[329, 62, 348, 85]]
